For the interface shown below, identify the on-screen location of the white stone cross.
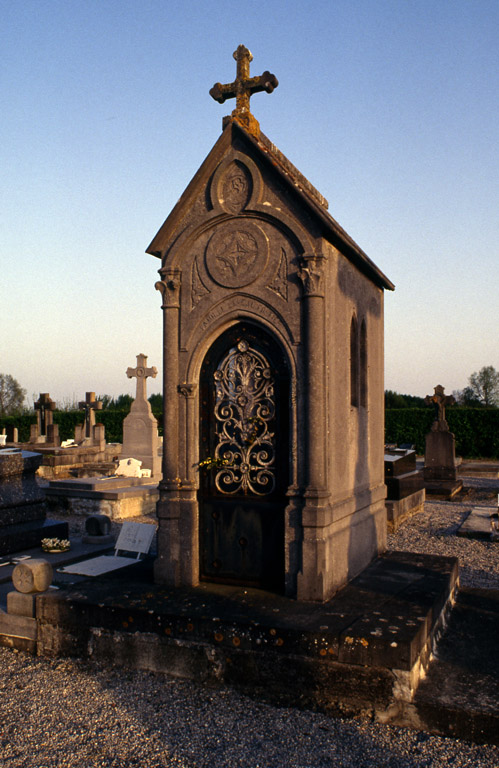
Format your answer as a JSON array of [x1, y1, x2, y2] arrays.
[[126, 353, 157, 403]]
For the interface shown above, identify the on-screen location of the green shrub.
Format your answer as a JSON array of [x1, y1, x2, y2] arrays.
[[385, 407, 499, 458], [0, 409, 163, 444]]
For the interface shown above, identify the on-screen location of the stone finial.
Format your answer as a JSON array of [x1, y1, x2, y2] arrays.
[[425, 384, 455, 431], [210, 45, 278, 135], [126, 354, 158, 403]]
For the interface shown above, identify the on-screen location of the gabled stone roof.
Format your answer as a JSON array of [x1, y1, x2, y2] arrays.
[[146, 118, 394, 291]]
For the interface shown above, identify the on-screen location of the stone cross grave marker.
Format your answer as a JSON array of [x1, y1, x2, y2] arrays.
[[424, 384, 455, 431], [121, 354, 160, 477], [127, 354, 157, 403], [34, 393, 56, 435], [78, 392, 103, 438], [423, 384, 462, 497]]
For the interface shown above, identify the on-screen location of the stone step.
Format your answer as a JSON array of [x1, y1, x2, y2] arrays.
[[457, 507, 496, 539], [35, 551, 458, 721]]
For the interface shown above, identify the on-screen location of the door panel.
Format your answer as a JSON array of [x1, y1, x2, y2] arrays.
[[199, 324, 288, 591]]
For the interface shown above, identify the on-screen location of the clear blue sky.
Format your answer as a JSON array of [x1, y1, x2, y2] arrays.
[[2, 0, 498, 406]]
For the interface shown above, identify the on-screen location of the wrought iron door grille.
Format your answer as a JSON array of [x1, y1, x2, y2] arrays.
[[213, 340, 276, 495]]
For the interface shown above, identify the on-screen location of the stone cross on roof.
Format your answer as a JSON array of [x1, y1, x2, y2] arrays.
[[210, 45, 278, 134], [78, 391, 103, 438], [126, 353, 157, 403], [425, 384, 455, 426]]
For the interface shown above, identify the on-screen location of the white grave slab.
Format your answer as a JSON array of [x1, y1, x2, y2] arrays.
[[59, 521, 156, 577], [116, 457, 143, 478]]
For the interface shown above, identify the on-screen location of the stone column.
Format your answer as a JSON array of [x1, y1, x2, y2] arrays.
[[296, 254, 331, 601], [154, 267, 182, 585], [177, 383, 199, 584]]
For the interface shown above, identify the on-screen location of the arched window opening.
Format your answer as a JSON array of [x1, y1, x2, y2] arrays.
[[350, 315, 359, 407], [360, 319, 367, 408]]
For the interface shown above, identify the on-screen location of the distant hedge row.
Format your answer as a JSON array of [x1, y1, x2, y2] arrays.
[[385, 408, 499, 458], [2, 408, 499, 458], [0, 410, 163, 444]]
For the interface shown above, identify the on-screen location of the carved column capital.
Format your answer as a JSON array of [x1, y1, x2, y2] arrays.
[[298, 255, 325, 297], [178, 383, 197, 398], [155, 268, 182, 308]]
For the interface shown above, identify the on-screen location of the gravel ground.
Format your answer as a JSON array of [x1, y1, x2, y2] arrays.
[[1, 477, 499, 767]]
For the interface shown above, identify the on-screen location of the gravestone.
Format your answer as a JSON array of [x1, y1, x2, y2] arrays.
[[0, 449, 68, 554], [384, 448, 425, 531], [121, 354, 160, 478], [147, 46, 394, 601], [30, 393, 59, 446], [423, 384, 462, 498], [75, 392, 105, 449]]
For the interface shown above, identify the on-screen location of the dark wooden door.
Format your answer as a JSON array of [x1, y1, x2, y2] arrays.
[[199, 324, 288, 591]]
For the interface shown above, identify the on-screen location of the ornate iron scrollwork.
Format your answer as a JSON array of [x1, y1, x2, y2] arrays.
[[213, 340, 276, 496]]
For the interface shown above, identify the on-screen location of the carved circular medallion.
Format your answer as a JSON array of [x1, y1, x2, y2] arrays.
[[205, 223, 268, 288]]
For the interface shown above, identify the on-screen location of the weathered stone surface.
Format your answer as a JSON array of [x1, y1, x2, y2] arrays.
[[423, 385, 462, 498], [12, 559, 53, 593], [0, 450, 46, 525], [34, 551, 456, 716], [386, 489, 426, 532], [457, 507, 495, 539], [147, 81, 394, 601], [121, 354, 160, 478]]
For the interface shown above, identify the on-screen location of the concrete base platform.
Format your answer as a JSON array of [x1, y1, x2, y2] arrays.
[[386, 489, 425, 532], [26, 444, 122, 479], [459, 461, 499, 478], [32, 551, 457, 722], [457, 507, 497, 540], [45, 476, 159, 519], [415, 588, 499, 745], [424, 479, 463, 500]]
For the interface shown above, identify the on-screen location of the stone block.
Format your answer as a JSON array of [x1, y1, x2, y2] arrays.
[[384, 450, 416, 477], [385, 471, 424, 500], [12, 559, 53, 593], [7, 590, 37, 617], [386, 489, 426, 532]]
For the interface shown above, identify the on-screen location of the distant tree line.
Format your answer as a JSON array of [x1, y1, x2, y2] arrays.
[[387, 366, 499, 410]]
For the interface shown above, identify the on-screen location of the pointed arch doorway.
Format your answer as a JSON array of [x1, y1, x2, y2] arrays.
[[199, 323, 289, 592]]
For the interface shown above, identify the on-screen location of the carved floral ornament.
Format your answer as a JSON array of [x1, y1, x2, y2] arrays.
[[298, 255, 325, 296], [155, 269, 181, 307], [178, 383, 197, 399]]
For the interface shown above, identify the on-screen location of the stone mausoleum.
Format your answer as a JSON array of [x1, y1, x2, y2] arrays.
[[148, 46, 394, 601]]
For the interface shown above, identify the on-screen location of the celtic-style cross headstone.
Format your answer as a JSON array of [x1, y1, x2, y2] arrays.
[[78, 391, 103, 438], [34, 393, 56, 435], [424, 384, 455, 430], [127, 353, 158, 403], [210, 45, 278, 133]]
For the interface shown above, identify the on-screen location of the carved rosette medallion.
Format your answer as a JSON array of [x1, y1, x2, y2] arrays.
[[213, 340, 276, 496], [220, 161, 252, 214], [205, 223, 268, 288]]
